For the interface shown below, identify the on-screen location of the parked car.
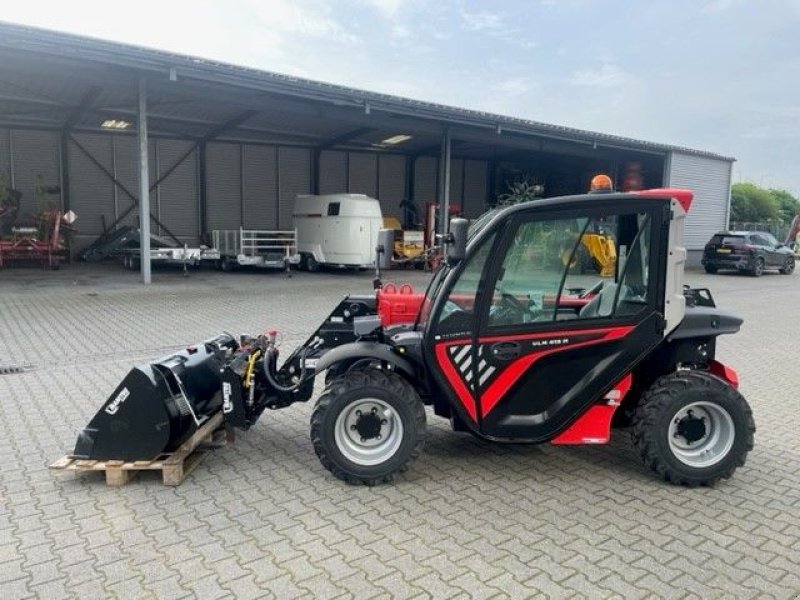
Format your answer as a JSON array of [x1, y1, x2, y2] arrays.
[[702, 231, 796, 276]]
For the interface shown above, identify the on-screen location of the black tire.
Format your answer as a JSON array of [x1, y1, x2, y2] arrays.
[[631, 370, 755, 486], [751, 257, 764, 277], [220, 258, 235, 272], [311, 369, 426, 485], [305, 254, 320, 273], [779, 257, 795, 275], [704, 265, 718, 274]]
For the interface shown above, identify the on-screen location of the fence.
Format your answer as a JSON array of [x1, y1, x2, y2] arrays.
[[728, 221, 792, 242]]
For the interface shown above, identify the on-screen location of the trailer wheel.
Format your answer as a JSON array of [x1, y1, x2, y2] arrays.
[[303, 254, 320, 273], [311, 370, 426, 485], [631, 370, 754, 486]]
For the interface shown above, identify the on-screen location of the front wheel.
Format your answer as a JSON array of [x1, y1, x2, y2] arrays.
[[631, 370, 755, 486], [751, 257, 765, 277], [779, 257, 795, 275], [311, 370, 426, 485]]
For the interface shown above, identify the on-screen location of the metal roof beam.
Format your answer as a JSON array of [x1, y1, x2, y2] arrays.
[[62, 86, 101, 132], [317, 127, 374, 150]]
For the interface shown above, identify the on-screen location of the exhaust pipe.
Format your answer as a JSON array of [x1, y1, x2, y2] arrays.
[[73, 334, 238, 461]]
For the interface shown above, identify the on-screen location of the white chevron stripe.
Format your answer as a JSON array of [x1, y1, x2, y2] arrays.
[[454, 345, 471, 365], [479, 366, 496, 386], [460, 354, 473, 374]]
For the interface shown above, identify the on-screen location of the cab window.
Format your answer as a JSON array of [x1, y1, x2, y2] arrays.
[[487, 211, 654, 329]]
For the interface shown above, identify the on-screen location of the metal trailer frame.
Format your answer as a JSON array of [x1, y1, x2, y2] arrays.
[[213, 228, 301, 271], [119, 244, 221, 271]]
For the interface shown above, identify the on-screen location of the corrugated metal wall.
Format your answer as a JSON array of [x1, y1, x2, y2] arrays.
[[348, 152, 378, 198], [462, 159, 488, 218], [206, 142, 242, 230], [69, 133, 116, 236], [158, 139, 198, 239], [666, 152, 733, 250], [0, 126, 489, 250], [319, 150, 347, 194], [10, 129, 60, 219], [378, 154, 405, 219], [242, 145, 278, 229], [278, 147, 311, 229], [414, 156, 438, 205]]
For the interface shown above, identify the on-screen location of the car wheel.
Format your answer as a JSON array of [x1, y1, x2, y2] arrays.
[[704, 265, 718, 274], [311, 370, 426, 485], [631, 370, 755, 486], [779, 257, 795, 275], [751, 257, 764, 277]]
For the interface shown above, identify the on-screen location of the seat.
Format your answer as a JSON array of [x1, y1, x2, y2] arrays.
[[578, 282, 618, 319]]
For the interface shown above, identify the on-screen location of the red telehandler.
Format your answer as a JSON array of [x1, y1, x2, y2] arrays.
[[71, 188, 754, 486]]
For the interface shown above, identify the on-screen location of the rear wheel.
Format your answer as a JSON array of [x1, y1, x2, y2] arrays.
[[311, 370, 426, 485], [704, 265, 718, 274], [751, 257, 764, 277], [779, 257, 795, 275], [631, 370, 754, 486]]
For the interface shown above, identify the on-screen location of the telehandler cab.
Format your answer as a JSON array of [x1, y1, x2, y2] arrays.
[[73, 188, 754, 486]]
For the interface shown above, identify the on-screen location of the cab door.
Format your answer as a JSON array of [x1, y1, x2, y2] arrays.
[[427, 200, 669, 442]]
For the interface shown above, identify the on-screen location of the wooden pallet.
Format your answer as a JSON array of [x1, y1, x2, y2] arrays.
[[50, 412, 231, 486]]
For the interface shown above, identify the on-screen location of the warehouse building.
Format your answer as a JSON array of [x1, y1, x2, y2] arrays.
[[0, 22, 733, 279]]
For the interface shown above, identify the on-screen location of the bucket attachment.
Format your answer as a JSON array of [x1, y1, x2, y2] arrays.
[[73, 334, 238, 461]]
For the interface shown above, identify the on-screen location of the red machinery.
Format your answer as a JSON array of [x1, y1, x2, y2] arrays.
[[0, 209, 71, 269]]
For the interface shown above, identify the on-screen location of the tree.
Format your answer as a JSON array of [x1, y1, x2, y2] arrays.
[[730, 182, 779, 222], [769, 188, 800, 223]]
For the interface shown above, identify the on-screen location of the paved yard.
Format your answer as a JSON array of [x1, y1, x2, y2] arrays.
[[1, 263, 799, 599]]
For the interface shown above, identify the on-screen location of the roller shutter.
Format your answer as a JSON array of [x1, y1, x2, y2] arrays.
[[462, 160, 488, 218], [666, 152, 733, 250], [242, 144, 278, 229], [12, 129, 60, 219], [206, 142, 242, 231], [348, 152, 377, 197], [69, 133, 115, 237], [319, 150, 347, 194], [157, 139, 198, 240], [278, 147, 311, 229], [414, 156, 438, 204], [378, 154, 405, 219]]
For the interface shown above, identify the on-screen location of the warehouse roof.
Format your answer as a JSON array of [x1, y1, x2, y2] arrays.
[[0, 20, 734, 162]]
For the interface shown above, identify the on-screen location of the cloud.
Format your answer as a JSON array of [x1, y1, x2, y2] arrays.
[[461, 10, 504, 31], [570, 63, 631, 88], [496, 78, 532, 96], [360, 0, 405, 17]]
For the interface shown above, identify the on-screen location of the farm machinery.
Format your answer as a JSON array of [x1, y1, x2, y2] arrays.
[[70, 188, 754, 486]]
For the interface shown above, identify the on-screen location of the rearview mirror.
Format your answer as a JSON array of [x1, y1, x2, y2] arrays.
[[447, 218, 468, 265]]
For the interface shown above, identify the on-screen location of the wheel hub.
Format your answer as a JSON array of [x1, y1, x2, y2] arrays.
[[334, 398, 403, 466], [667, 401, 735, 468], [354, 409, 384, 441], [675, 410, 707, 444]]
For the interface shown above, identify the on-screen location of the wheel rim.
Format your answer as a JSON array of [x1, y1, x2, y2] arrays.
[[755, 259, 764, 275], [786, 258, 795, 273], [667, 401, 735, 468], [334, 398, 403, 466]]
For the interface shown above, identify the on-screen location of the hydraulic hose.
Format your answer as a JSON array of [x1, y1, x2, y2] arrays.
[[262, 345, 310, 393]]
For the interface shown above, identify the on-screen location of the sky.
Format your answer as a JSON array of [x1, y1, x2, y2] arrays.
[[4, 0, 800, 194]]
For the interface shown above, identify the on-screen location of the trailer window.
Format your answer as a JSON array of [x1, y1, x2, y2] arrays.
[[327, 202, 341, 216]]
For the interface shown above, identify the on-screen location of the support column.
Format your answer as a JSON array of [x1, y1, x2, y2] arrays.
[[437, 127, 452, 237], [137, 76, 151, 284]]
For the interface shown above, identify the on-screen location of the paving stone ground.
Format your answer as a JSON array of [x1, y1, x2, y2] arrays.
[[1, 263, 799, 599]]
